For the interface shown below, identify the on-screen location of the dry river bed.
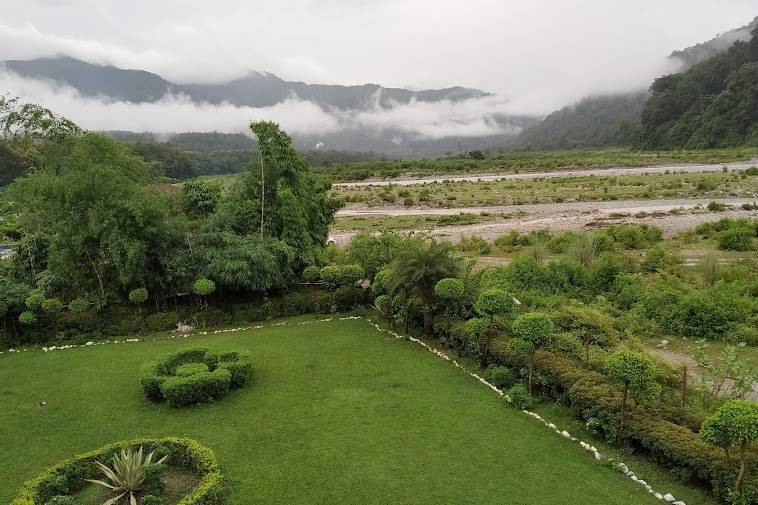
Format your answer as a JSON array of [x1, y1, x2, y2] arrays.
[[331, 198, 758, 244], [333, 159, 758, 188]]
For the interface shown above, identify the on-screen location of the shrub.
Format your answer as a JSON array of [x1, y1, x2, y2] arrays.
[[11, 437, 223, 505], [608, 224, 662, 249], [46, 497, 73, 505], [25, 291, 45, 311], [176, 363, 210, 376], [128, 288, 149, 304], [67, 297, 89, 314], [302, 265, 321, 283], [193, 278, 216, 296], [548, 332, 585, 359], [339, 264, 365, 285], [141, 348, 251, 407], [456, 235, 491, 255], [483, 365, 516, 389], [718, 226, 754, 251], [41, 298, 63, 316], [320, 265, 342, 286], [506, 384, 534, 410], [161, 369, 232, 408], [141, 496, 163, 505], [19, 311, 37, 325]]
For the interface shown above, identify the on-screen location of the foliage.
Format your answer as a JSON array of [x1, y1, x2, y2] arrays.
[[339, 264, 365, 285], [692, 340, 757, 408], [347, 232, 410, 279], [128, 288, 149, 305], [717, 226, 755, 251], [320, 266, 342, 286], [140, 348, 251, 407], [18, 311, 37, 325], [84, 446, 168, 505], [193, 279, 216, 297], [68, 297, 89, 314], [506, 384, 535, 410], [639, 27, 758, 149], [483, 364, 516, 389], [302, 265, 321, 283], [605, 351, 659, 445], [181, 180, 221, 217], [10, 438, 222, 505]]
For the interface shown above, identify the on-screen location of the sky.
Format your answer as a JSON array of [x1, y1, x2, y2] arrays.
[[0, 1, 756, 137]]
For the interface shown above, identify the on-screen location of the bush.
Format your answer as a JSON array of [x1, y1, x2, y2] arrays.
[[161, 369, 232, 408], [302, 265, 321, 283], [339, 264, 365, 285], [141, 496, 163, 505], [141, 348, 252, 407], [506, 384, 534, 410], [608, 224, 662, 249], [128, 288, 149, 304], [456, 235, 491, 255], [11, 437, 223, 505], [142, 463, 167, 495], [67, 297, 89, 314], [46, 497, 73, 505], [19, 311, 37, 325], [483, 365, 516, 389], [320, 265, 342, 286], [718, 226, 754, 251], [193, 278, 216, 296]]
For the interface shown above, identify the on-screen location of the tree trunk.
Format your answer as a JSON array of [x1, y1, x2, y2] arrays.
[[423, 308, 433, 336], [735, 442, 747, 491], [615, 383, 629, 447]]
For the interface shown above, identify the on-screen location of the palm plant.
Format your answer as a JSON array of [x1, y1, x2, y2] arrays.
[[85, 446, 167, 505], [390, 241, 459, 335]]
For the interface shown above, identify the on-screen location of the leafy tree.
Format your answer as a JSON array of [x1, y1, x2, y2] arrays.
[[347, 232, 408, 279], [18, 311, 37, 326], [390, 241, 459, 335], [0, 95, 82, 143], [181, 180, 221, 217], [68, 297, 89, 314], [700, 400, 758, 492], [193, 278, 215, 308], [605, 351, 659, 445], [128, 288, 149, 305], [132, 141, 196, 179], [472, 288, 517, 368], [434, 277, 465, 339], [508, 312, 554, 394], [7, 133, 169, 300], [41, 298, 63, 332]]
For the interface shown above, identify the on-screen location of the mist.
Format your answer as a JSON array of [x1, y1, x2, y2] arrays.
[[2, 1, 756, 116], [0, 70, 526, 139]]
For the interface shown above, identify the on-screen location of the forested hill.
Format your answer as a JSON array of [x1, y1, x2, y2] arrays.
[[2, 56, 489, 109], [638, 26, 758, 149], [669, 16, 758, 70], [513, 91, 648, 150]]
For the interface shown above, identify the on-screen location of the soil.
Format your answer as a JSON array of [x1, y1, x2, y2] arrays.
[[331, 198, 758, 244]]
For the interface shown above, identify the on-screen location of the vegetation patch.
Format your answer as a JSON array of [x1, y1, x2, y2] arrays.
[[11, 437, 222, 505], [140, 348, 252, 407]]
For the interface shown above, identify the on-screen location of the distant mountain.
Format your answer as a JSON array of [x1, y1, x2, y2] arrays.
[[514, 91, 648, 150], [2, 56, 490, 109], [670, 16, 758, 70]]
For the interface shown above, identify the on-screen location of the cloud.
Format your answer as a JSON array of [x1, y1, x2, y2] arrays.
[[1, 1, 757, 114], [0, 70, 524, 139]]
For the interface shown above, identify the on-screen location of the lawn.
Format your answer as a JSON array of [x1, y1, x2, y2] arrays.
[[1, 316, 691, 505]]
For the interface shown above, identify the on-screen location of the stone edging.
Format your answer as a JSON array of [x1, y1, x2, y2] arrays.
[[2, 315, 687, 503]]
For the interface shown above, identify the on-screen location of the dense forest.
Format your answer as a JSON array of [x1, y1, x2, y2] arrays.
[[639, 26, 758, 149], [514, 92, 648, 150]]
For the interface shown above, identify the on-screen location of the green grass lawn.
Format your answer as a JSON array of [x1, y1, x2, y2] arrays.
[[1, 317, 691, 504]]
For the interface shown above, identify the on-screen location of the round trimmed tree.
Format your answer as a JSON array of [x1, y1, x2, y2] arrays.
[[434, 277, 465, 339], [700, 399, 758, 492], [605, 351, 659, 446], [473, 288, 517, 368], [508, 312, 554, 394]]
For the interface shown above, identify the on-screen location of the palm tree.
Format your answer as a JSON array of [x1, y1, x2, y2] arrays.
[[390, 241, 459, 335]]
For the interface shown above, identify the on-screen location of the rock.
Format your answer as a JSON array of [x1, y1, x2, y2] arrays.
[[548, 423, 557, 429], [672, 502, 686, 505], [663, 494, 675, 502], [590, 446, 597, 453], [594, 452, 605, 462], [561, 430, 571, 438], [654, 493, 663, 500], [631, 475, 638, 482]]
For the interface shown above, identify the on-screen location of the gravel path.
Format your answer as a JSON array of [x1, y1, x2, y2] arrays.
[[334, 159, 758, 188], [331, 198, 758, 244]]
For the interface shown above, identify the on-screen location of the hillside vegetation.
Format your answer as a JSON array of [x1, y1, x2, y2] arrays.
[[639, 26, 758, 149]]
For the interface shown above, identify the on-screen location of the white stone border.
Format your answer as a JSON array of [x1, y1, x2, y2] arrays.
[[1, 315, 686, 503]]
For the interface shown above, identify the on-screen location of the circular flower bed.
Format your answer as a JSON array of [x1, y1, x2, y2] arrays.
[[11, 437, 222, 505], [140, 347, 252, 407]]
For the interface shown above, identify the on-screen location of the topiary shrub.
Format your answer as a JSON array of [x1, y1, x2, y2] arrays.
[[140, 348, 252, 407], [302, 265, 321, 283], [320, 265, 342, 286], [11, 437, 223, 505]]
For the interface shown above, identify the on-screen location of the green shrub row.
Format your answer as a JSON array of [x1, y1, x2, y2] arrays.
[[140, 348, 252, 407], [11, 437, 223, 505], [490, 345, 757, 502]]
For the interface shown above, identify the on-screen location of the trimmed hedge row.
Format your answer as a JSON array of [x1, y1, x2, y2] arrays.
[[11, 437, 223, 505], [140, 348, 252, 407], [490, 344, 758, 503]]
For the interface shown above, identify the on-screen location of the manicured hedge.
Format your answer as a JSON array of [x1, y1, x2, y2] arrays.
[[140, 348, 252, 407], [11, 437, 223, 505], [490, 344, 758, 503]]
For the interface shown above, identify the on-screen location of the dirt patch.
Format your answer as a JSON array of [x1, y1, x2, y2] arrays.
[[331, 198, 757, 245]]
